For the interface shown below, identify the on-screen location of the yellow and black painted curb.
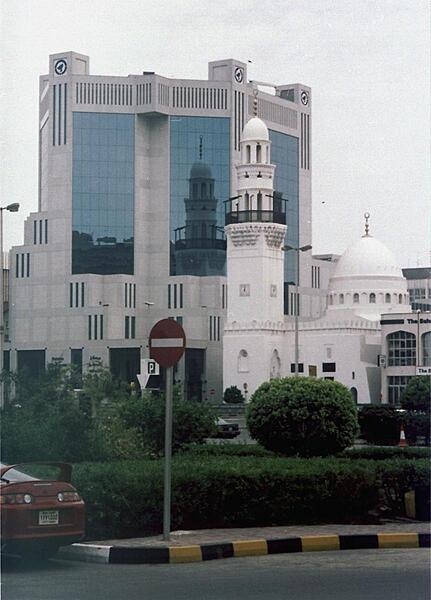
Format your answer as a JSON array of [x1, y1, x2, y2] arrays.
[[71, 532, 430, 564]]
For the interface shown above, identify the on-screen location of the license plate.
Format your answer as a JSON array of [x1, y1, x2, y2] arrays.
[[38, 510, 59, 525]]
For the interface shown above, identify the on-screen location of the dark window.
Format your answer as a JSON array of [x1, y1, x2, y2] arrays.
[[290, 363, 304, 373], [322, 362, 336, 372], [17, 349, 46, 379], [70, 349, 83, 387], [125, 316, 130, 339]]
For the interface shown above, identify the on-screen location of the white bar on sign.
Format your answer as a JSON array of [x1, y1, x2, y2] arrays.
[[151, 338, 183, 348]]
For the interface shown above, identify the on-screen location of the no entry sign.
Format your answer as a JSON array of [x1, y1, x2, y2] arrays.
[[149, 319, 186, 368]]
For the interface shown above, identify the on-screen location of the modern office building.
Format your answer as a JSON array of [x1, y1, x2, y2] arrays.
[[7, 51, 317, 400]]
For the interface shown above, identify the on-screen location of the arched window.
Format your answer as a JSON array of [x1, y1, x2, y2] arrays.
[[387, 331, 416, 366], [256, 144, 262, 162], [265, 146, 269, 163], [246, 145, 251, 163], [257, 192, 262, 211], [350, 387, 358, 405], [270, 349, 281, 379], [385, 293, 391, 303], [201, 183, 206, 197], [369, 293, 376, 304], [398, 294, 403, 304], [193, 183, 198, 199], [339, 294, 344, 304], [238, 349, 249, 373], [353, 293, 359, 304], [329, 295, 333, 305], [244, 192, 250, 210], [423, 332, 431, 366]]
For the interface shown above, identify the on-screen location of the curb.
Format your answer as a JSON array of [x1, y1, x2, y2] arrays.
[[59, 532, 431, 564]]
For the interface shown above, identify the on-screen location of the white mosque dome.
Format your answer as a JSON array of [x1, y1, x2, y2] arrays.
[[332, 235, 403, 280], [242, 117, 269, 142], [326, 222, 409, 320]]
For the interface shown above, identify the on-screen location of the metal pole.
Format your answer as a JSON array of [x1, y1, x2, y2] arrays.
[[163, 366, 173, 541], [294, 248, 299, 376], [416, 309, 421, 368], [0, 208, 4, 409]]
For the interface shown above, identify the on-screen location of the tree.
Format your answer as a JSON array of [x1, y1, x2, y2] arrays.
[[400, 376, 430, 412], [358, 405, 400, 446], [223, 385, 244, 404], [246, 377, 358, 457], [135, 388, 217, 454]]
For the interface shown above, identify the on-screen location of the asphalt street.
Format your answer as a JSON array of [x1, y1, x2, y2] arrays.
[[2, 548, 430, 600]]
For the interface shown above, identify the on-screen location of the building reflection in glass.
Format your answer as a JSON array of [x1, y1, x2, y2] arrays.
[[72, 113, 135, 275], [170, 117, 230, 276]]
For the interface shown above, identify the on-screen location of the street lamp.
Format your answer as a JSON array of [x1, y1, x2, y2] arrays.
[[283, 243, 312, 376], [0, 202, 20, 409]]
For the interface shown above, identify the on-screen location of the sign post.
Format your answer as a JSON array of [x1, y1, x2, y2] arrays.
[[149, 319, 186, 541]]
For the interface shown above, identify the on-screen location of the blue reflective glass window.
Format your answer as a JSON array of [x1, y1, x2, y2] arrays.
[[170, 116, 230, 276], [72, 112, 135, 275], [269, 130, 299, 284]]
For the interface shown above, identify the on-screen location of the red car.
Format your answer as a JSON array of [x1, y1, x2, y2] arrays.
[[1, 462, 85, 559]]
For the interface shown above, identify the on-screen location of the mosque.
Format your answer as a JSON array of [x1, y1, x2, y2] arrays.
[[222, 116, 429, 405]]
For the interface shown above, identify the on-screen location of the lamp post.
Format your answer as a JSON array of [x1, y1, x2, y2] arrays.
[[416, 308, 421, 371], [0, 202, 20, 409], [283, 243, 312, 376]]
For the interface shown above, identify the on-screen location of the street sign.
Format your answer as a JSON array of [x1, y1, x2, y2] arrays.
[[149, 319, 186, 368], [137, 359, 160, 389], [417, 366, 431, 375]]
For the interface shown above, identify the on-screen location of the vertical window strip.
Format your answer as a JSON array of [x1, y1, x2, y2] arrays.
[[217, 316, 220, 341], [52, 85, 56, 145], [94, 314, 98, 340], [81, 282, 85, 307], [21, 253, 24, 278], [124, 283, 128, 307], [64, 83, 67, 144], [300, 113, 304, 169], [33, 221, 37, 244], [15, 255, 19, 278], [131, 316, 136, 339], [39, 219, 43, 244], [209, 316, 212, 340], [88, 315, 92, 340], [58, 84, 62, 145], [234, 90, 237, 150], [133, 283, 136, 308], [75, 282, 79, 307], [179, 283, 183, 308], [100, 315, 104, 340], [125, 316, 129, 339], [70, 283, 73, 307], [307, 114, 310, 170], [45, 219, 48, 244], [168, 284, 171, 309], [174, 283, 177, 309]]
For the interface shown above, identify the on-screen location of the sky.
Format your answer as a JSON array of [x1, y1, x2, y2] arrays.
[[0, 0, 429, 267]]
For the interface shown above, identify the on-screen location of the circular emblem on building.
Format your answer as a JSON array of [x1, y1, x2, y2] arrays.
[[300, 90, 309, 106], [54, 59, 67, 75], [234, 66, 244, 83]]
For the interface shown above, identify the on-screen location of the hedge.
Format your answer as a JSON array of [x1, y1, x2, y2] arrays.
[[72, 456, 430, 540]]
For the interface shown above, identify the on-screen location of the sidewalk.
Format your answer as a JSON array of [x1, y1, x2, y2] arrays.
[[59, 521, 431, 564]]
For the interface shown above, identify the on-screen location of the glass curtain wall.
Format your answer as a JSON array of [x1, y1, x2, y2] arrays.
[[170, 116, 230, 276], [269, 130, 299, 285], [72, 113, 135, 275]]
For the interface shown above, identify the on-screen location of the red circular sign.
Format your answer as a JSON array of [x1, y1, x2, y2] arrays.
[[149, 319, 186, 368]]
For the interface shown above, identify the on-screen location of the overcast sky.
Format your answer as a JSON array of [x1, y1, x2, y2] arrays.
[[0, 0, 429, 266]]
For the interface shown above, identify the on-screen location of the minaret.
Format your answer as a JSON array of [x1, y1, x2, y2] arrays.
[[174, 137, 226, 276], [224, 117, 287, 324]]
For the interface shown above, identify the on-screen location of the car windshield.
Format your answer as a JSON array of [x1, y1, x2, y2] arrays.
[[0, 463, 38, 482]]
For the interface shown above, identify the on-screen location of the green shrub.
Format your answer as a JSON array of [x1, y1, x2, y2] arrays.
[[223, 385, 244, 404], [339, 446, 431, 460], [403, 412, 430, 446], [73, 456, 430, 540], [358, 405, 400, 446], [246, 377, 358, 457]]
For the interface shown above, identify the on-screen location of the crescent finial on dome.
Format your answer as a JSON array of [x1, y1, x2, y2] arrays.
[[363, 212, 371, 237]]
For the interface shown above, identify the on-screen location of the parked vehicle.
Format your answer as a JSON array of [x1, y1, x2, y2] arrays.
[[1, 462, 85, 559], [214, 418, 241, 439]]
